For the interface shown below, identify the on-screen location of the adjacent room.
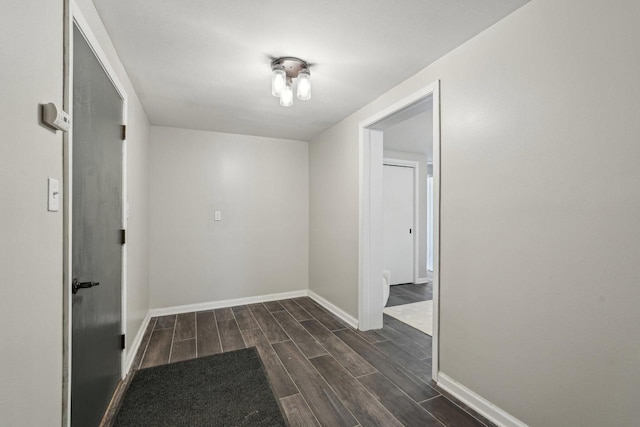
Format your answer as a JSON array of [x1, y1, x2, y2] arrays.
[[379, 99, 436, 337], [3, 1, 640, 426]]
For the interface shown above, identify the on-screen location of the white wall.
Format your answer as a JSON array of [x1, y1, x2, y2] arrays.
[[309, 122, 361, 315], [0, 1, 64, 424], [383, 109, 433, 161], [149, 127, 309, 309], [0, 2, 150, 424], [75, 0, 152, 357], [309, 1, 640, 425]]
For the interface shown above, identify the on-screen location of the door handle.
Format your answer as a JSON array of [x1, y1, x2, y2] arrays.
[[72, 279, 100, 294]]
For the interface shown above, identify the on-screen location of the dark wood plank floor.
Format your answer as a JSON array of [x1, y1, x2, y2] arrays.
[[386, 281, 433, 307], [104, 296, 494, 427]]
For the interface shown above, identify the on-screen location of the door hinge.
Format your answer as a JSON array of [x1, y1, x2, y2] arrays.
[[121, 125, 127, 140], [120, 334, 126, 350], [120, 229, 126, 245]]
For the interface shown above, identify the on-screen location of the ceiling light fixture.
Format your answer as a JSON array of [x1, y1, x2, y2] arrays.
[[271, 57, 311, 107], [280, 78, 294, 107]]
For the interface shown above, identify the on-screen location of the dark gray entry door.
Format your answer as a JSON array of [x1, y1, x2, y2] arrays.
[[71, 24, 124, 427]]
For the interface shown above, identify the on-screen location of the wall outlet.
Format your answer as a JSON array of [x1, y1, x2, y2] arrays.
[[214, 210, 221, 221]]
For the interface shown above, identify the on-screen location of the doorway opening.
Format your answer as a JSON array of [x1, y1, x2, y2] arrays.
[[358, 81, 440, 381]]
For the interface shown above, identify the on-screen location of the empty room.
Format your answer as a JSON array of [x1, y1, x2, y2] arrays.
[[2, 1, 639, 426]]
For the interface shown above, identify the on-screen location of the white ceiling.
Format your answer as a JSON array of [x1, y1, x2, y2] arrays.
[[92, 0, 528, 141]]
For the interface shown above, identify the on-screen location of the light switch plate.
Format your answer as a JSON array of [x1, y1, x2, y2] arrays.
[[214, 210, 221, 221], [48, 177, 60, 212]]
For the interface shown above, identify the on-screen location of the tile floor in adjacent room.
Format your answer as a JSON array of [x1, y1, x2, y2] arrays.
[[104, 296, 495, 427], [386, 282, 433, 307]]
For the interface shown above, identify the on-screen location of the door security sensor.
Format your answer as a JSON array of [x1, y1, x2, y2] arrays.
[[42, 102, 70, 132]]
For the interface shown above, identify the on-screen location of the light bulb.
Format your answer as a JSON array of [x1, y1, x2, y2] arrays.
[[297, 68, 311, 100], [271, 65, 286, 97], [280, 78, 293, 107]]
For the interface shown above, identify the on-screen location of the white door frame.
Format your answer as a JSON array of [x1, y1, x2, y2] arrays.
[[62, 1, 129, 425], [426, 172, 434, 273], [382, 159, 420, 284], [358, 80, 441, 381]]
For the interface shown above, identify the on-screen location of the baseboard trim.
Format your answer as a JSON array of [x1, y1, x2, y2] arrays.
[[437, 373, 528, 427], [148, 290, 309, 318], [416, 277, 430, 284], [308, 290, 359, 329], [124, 311, 152, 375]]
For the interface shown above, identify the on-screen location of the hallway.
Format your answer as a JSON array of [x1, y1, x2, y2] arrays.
[[105, 297, 492, 426]]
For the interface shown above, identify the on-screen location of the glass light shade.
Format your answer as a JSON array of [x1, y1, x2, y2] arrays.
[[296, 69, 311, 100], [280, 79, 294, 107], [271, 67, 286, 97]]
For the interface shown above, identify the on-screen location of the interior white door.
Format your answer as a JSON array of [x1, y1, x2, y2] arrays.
[[383, 164, 414, 285]]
